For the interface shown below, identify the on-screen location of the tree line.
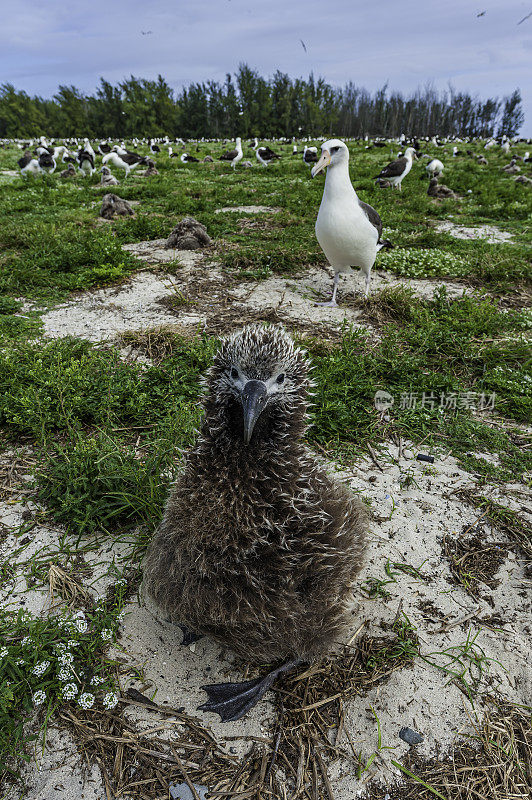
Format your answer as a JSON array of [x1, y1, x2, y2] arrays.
[[0, 63, 525, 140]]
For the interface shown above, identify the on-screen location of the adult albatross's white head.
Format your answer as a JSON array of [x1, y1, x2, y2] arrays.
[[310, 138, 348, 177]]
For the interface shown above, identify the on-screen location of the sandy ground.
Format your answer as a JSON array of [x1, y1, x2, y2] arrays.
[[42, 270, 203, 341], [4, 239, 531, 799], [3, 727, 103, 800], [214, 205, 281, 214], [3, 442, 530, 799], [434, 221, 514, 243], [39, 240, 473, 344]]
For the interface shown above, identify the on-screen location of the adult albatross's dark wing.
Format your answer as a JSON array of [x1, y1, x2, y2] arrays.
[[17, 152, 32, 170], [373, 156, 407, 180], [220, 148, 238, 161], [358, 200, 393, 250]]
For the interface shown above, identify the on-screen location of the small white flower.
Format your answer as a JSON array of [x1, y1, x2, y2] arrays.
[[78, 692, 95, 709], [102, 691, 119, 710], [32, 690, 46, 706], [16, 658, 25, 666], [75, 619, 88, 633], [58, 651, 74, 665], [0, 647, 8, 658], [62, 682, 79, 700], [90, 675, 104, 686], [32, 660, 50, 677], [74, 610, 86, 619], [68, 640, 80, 648], [57, 666, 73, 681], [21, 636, 31, 646], [117, 611, 125, 622], [100, 629, 113, 641]]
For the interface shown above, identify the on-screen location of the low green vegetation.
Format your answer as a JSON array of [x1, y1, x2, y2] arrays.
[[0, 581, 128, 779]]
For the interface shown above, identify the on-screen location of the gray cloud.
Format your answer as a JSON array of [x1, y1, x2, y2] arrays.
[[1, 0, 531, 134]]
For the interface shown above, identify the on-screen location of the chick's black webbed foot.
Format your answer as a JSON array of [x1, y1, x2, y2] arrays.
[[179, 625, 203, 646], [199, 658, 302, 722]]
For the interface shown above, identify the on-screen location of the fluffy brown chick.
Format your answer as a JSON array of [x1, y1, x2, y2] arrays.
[[142, 324, 368, 719]]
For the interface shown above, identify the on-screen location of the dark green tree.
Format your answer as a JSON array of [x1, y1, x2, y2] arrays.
[[498, 90, 524, 137]]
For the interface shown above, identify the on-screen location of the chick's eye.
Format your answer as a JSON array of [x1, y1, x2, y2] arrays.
[[231, 367, 239, 379], [331, 147, 339, 153], [276, 373, 285, 384]]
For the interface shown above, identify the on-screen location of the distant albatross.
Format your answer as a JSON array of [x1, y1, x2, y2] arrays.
[[373, 147, 417, 190], [102, 148, 147, 177], [256, 146, 281, 166], [312, 138, 392, 305], [220, 138, 243, 167]]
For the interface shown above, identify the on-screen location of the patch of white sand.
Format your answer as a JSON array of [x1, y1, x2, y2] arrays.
[[122, 240, 204, 265], [435, 222, 513, 243], [214, 205, 280, 214], [4, 727, 103, 800], [41, 271, 203, 342], [232, 267, 470, 329], [39, 261, 471, 347]]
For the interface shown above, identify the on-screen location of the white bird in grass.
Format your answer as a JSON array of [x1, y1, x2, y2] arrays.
[[38, 152, 56, 173], [82, 138, 96, 159], [373, 147, 417, 190], [77, 149, 95, 176], [312, 139, 392, 306], [425, 158, 444, 178], [18, 151, 41, 176], [256, 145, 281, 167], [102, 148, 147, 177], [220, 137, 243, 168]]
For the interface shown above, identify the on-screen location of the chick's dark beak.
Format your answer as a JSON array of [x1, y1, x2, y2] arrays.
[[241, 380, 268, 445]]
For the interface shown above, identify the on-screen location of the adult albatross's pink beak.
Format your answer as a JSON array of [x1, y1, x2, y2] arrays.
[[311, 149, 331, 177]]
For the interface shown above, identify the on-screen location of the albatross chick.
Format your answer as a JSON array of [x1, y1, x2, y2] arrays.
[[142, 324, 368, 721], [164, 217, 212, 249], [99, 194, 134, 219]]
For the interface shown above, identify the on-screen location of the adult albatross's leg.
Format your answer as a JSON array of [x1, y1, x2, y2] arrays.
[[199, 658, 303, 722], [315, 272, 340, 307]]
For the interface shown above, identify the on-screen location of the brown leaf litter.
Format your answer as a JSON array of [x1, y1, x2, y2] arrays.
[[0, 449, 36, 501], [48, 564, 92, 607], [456, 489, 532, 563], [57, 629, 415, 800], [442, 531, 508, 599], [395, 696, 531, 800]]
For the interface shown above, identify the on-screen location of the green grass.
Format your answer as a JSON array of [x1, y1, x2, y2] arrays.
[[35, 429, 180, 536], [0, 289, 529, 486], [1, 140, 530, 307]]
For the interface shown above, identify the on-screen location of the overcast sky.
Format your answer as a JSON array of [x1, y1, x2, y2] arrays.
[[2, 0, 531, 135]]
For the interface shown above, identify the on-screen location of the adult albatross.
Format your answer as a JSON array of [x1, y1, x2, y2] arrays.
[[220, 137, 243, 168], [373, 147, 417, 190], [312, 139, 392, 305]]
